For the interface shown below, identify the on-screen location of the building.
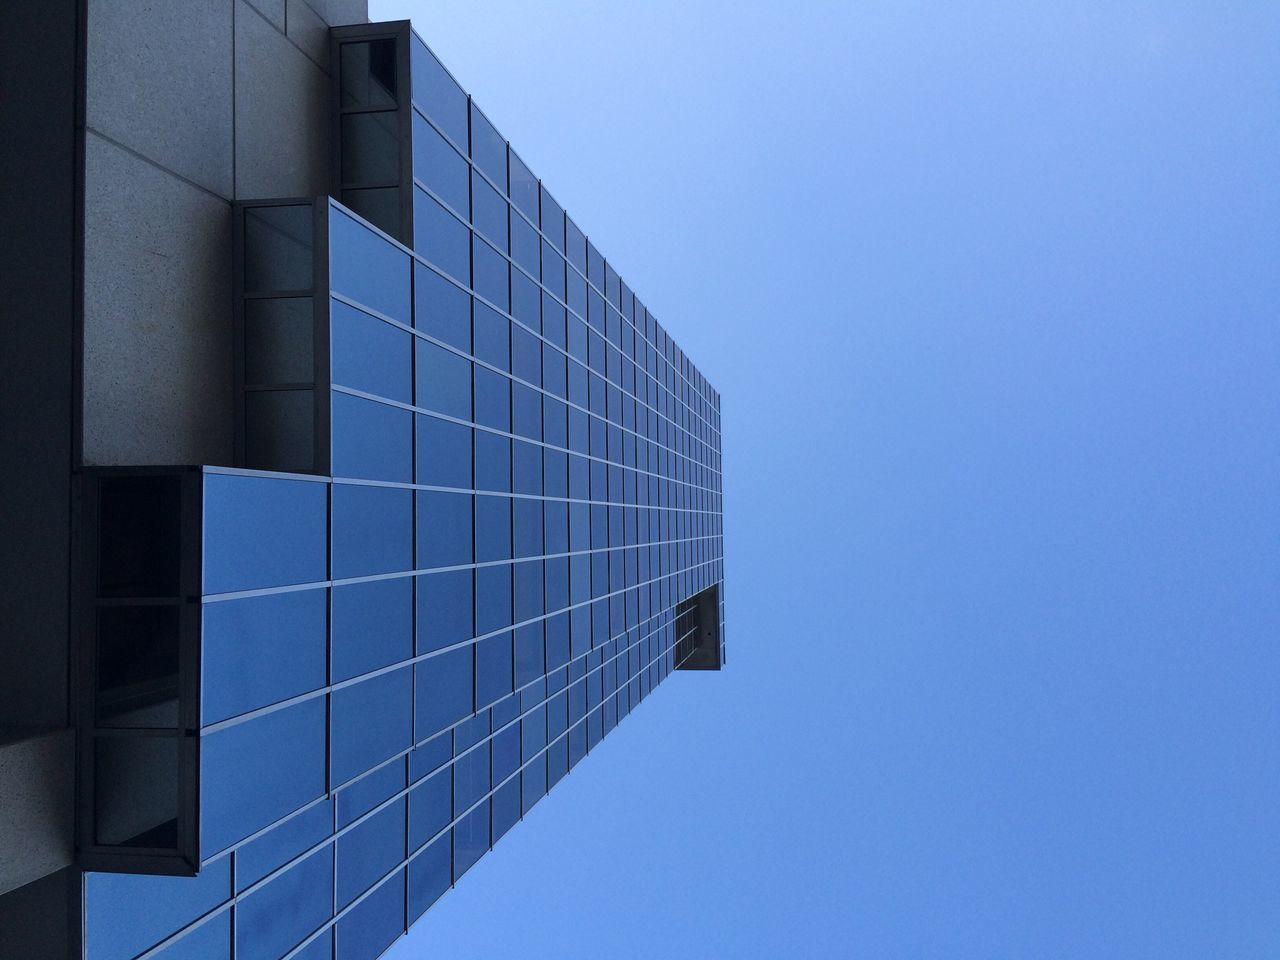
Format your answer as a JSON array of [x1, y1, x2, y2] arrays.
[[0, 3, 724, 959]]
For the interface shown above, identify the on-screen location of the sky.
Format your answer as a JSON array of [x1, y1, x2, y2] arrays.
[[371, 2, 1280, 957]]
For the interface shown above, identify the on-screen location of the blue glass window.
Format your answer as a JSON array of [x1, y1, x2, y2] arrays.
[[475, 564, 512, 635], [473, 367, 510, 431], [476, 631, 514, 707], [412, 112, 468, 215], [414, 647, 473, 740], [474, 430, 511, 492], [545, 557, 569, 614], [567, 315, 588, 364], [416, 340, 471, 420], [492, 778, 520, 843], [511, 324, 540, 385], [414, 188, 469, 283], [152, 910, 230, 960], [416, 491, 473, 568], [539, 186, 563, 252], [409, 767, 451, 851], [331, 300, 412, 403], [411, 37, 467, 147], [471, 170, 507, 251], [332, 577, 413, 681], [235, 848, 331, 960], [331, 392, 412, 483], [414, 262, 470, 350], [480, 735, 514, 805], [203, 474, 327, 594], [514, 621, 545, 686], [472, 300, 510, 370], [416, 415, 472, 488], [544, 501, 568, 554], [512, 383, 541, 441], [544, 448, 568, 497], [235, 799, 332, 891], [202, 589, 326, 724], [542, 292, 566, 348], [541, 240, 565, 299], [472, 234, 509, 310], [335, 869, 403, 960], [513, 498, 543, 559], [332, 483, 412, 578], [514, 562, 544, 623], [452, 800, 489, 880], [337, 762, 404, 829], [546, 611, 570, 669], [407, 834, 451, 923], [201, 697, 326, 854], [566, 269, 586, 320], [329, 207, 411, 324], [513, 439, 541, 496], [508, 150, 537, 222], [417, 568, 473, 653], [475, 494, 512, 562], [542, 344, 566, 397], [85, 858, 231, 960], [511, 268, 539, 331], [510, 211, 539, 277], [565, 216, 586, 273], [453, 740, 490, 812], [469, 104, 506, 188], [331, 666, 412, 785], [336, 798, 405, 909]]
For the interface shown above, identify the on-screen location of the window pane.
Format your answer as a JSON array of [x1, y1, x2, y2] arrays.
[[413, 188, 469, 283], [329, 207, 411, 323], [469, 103, 506, 188], [331, 667, 412, 785], [414, 262, 470, 350], [331, 483, 413, 578], [416, 346, 471, 427], [340, 111, 399, 185], [416, 491, 473, 568], [414, 647, 473, 740], [416, 415, 472, 488], [332, 577, 413, 681], [201, 697, 326, 854], [202, 589, 326, 724], [411, 36, 466, 147], [340, 39, 397, 108], [413, 112, 468, 215], [417, 569, 473, 653]]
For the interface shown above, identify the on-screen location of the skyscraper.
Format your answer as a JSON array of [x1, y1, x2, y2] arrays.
[[0, 5, 724, 959]]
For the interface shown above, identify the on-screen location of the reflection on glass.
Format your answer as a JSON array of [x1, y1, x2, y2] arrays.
[[244, 204, 313, 293], [340, 39, 397, 108], [94, 736, 178, 847]]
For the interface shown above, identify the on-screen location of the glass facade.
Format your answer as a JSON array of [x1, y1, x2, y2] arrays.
[[79, 20, 723, 960]]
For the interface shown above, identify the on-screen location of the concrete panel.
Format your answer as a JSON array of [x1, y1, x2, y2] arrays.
[[245, 0, 285, 30], [82, 132, 234, 466], [303, 0, 368, 26], [287, 0, 329, 66], [86, 0, 234, 198], [235, 0, 329, 199], [0, 729, 75, 896]]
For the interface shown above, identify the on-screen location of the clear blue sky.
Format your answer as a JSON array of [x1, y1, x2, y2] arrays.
[[372, 2, 1280, 956]]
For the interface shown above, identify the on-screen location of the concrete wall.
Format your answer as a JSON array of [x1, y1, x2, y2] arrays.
[[81, 0, 367, 466]]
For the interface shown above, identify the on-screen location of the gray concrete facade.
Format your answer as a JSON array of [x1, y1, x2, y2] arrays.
[[82, 0, 367, 466]]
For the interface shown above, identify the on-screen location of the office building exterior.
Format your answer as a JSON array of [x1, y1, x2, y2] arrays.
[[0, 3, 724, 959]]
